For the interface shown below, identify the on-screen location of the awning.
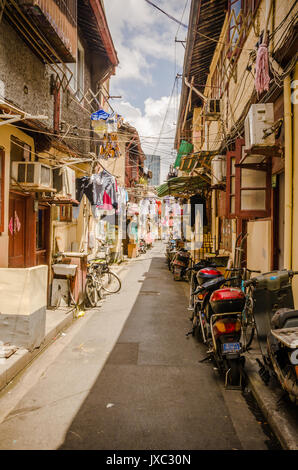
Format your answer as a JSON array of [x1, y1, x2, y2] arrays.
[[180, 151, 216, 173], [174, 140, 193, 168], [156, 175, 209, 198], [180, 154, 197, 172]]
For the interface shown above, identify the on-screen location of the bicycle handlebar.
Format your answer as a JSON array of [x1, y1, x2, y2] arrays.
[[243, 279, 256, 288]]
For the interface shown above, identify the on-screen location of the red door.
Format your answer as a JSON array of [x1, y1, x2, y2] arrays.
[[8, 193, 26, 267]]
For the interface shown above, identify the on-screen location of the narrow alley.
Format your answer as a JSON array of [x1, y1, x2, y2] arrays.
[[0, 243, 272, 450], [0, 0, 297, 456]]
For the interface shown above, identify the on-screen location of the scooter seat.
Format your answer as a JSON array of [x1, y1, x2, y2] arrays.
[[194, 276, 225, 295], [271, 308, 298, 329]]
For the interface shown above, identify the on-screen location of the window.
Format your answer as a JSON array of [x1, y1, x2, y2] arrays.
[[59, 204, 73, 222], [227, 0, 261, 59], [226, 138, 271, 218], [0, 150, 4, 232], [236, 147, 271, 218], [66, 40, 84, 101], [229, 0, 242, 46], [226, 143, 238, 217]]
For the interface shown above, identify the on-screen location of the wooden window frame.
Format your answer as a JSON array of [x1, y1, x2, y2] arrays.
[[0, 150, 5, 232], [235, 150, 272, 219], [227, 0, 261, 61], [225, 141, 239, 218], [59, 204, 73, 222], [226, 138, 271, 219]]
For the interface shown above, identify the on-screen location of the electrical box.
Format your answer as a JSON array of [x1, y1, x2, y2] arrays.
[[11, 162, 53, 190], [211, 155, 226, 186], [244, 103, 275, 148]]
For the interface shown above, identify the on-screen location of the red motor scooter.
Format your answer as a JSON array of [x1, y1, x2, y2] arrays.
[[193, 273, 245, 388]]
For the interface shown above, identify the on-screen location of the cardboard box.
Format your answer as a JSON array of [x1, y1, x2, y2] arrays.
[[128, 243, 138, 258]]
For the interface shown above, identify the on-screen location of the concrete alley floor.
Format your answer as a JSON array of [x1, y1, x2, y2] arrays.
[[0, 242, 271, 450]]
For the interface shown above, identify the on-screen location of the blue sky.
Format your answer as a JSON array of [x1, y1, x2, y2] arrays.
[[104, 0, 190, 182]]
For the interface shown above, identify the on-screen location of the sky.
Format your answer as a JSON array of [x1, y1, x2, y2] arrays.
[[104, 0, 191, 183]]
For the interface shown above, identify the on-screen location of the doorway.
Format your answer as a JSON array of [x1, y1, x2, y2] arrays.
[[36, 205, 50, 266]]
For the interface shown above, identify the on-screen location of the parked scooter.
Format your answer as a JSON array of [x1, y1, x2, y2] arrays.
[[172, 247, 191, 281], [244, 269, 298, 404], [189, 271, 245, 387], [187, 260, 222, 313], [165, 238, 178, 270]]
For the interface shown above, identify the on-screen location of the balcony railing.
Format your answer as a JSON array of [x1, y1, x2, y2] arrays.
[[6, 0, 78, 62]]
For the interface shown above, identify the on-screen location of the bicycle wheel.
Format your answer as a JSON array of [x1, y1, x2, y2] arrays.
[[85, 277, 99, 307], [100, 271, 121, 294], [241, 318, 255, 350], [241, 289, 255, 350]]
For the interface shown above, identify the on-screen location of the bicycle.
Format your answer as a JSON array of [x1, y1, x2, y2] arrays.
[[225, 266, 260, 351], [85, 255, 121, 308]]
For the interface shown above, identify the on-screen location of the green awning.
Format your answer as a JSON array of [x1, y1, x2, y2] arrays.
[[180, 154, 197, 172], [156, 175, 209, 198], [174, 140, 193, 168]]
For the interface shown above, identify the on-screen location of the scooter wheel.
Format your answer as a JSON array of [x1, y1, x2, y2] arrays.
[[227, 359, 241, 386]]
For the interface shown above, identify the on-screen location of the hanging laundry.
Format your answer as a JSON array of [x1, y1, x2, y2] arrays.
[[8, 217, 14, 235], [90, 170, 118, 210], [91, 109, 111, 137], [14, 211, 21, 232], [91, 109, 111, 121], [99, 133, 120, 159], [76, 176, 94, 205]]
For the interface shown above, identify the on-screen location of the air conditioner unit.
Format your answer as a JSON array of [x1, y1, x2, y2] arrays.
[[211, 155, 226, 186], [11, 162, 53, 190], [244, 103, 275, 149], [53, 166, 76, 200], [204, 99, 222, 120]]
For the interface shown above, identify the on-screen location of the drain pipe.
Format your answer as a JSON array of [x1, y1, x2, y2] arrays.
[[283, 74, 293, 270]]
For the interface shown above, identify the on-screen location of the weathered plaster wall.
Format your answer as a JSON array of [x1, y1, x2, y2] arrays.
[[0, 19, 53, 130]]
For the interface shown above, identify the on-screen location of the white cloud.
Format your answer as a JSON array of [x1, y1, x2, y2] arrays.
[[114, 94, 179, 182], [104, 0, 189, 181], [105, 0, 189, 84]]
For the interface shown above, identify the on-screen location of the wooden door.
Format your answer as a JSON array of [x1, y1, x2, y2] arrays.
[[36, 205, 50, 266], [9, 193, 26, 267]]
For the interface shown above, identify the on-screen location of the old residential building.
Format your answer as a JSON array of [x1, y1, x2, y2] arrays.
[[0, 1, 149, 348], [174, 0, 298, 301]]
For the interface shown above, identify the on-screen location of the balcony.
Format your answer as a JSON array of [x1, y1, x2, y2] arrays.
[[4, 0, 77, 63]]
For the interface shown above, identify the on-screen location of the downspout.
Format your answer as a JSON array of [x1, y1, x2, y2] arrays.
[[283, 74, 293, 270], [292, 63, 298, 306]]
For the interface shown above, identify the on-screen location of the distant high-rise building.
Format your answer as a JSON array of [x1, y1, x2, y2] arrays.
[[145, 155, 161, 186]]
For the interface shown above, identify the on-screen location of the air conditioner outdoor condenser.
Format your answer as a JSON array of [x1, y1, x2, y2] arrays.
[[244, 103, 275, 148], [11, 162, 53, 190]]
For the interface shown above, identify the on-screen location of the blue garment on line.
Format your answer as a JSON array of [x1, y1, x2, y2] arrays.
[[91, 109, 111, 121]]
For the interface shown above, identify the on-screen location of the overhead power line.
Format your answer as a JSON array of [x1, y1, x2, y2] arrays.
[[144, 0, 188, 29]]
